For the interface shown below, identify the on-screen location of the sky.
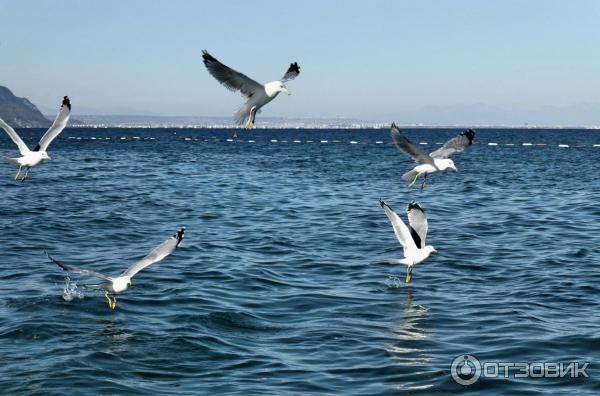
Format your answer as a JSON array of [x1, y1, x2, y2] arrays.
[[1, 0, 600, 121]]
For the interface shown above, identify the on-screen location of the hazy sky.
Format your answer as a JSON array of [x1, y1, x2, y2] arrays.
[[1, 0, 599, 118]]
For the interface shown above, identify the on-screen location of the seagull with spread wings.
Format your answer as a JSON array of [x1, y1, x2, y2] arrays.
[[202, 50, 300, 129], [379, 199, 436, 283], [47, 228, 185, 310], [0, 96, 71, 181], [390, 123, 475, 190]]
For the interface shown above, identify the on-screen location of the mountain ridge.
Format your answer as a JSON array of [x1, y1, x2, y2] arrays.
[[0, 86, 50, 128]]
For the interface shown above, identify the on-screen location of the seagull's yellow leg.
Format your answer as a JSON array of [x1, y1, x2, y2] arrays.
[[420, 174, 428, 191], [14, 165, 22, 181], [405, 267, 413, 283], [408, 172, 420, 188], [104, 291, 112, 308], [20, 168, 29, 182], [245, 107, 257, 129], [111, 297, 117, 310]]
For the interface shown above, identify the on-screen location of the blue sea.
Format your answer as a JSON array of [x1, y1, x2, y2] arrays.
[[1, 127, 599, 395]]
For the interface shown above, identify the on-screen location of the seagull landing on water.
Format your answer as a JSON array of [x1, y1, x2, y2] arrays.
[[0, 96, 71, 182], [379, 199, 436, 283], [47, 228, 185, 310], [202, 50, 300, 129], [390, 123, 475, 190]]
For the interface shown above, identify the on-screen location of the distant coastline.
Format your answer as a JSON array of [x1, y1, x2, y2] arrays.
[[41, 115, 600, 130]]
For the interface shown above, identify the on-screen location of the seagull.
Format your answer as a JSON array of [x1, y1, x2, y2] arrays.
[[47, 227, 185, 310], [390, 123, 475, 190], [379, 199, 436, 283], [202, 50, 300, 129], [0, 96, 71, 181]]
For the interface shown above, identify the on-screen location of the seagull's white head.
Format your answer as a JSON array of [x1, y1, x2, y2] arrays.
[[112, 276, 132, 293], [425, 245, 438, 254], [265, 81, 291, 97], [436, 158, 457, 172], [41, 151, 52, 161]]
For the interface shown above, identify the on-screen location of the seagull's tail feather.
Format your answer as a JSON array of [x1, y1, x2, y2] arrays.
[[4, 157, 19, 165], [402, 169, 418, 182], [233, 105, 250, 125]]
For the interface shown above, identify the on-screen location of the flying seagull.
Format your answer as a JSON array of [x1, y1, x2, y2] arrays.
[[379, 199, 436, 283], [47, 227, 185, 309], [202, 50, 300, 129], [0, 96, 71, 181], [390, 123, 475, 190]]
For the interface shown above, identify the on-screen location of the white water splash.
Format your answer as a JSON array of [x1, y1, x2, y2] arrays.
[[386, 275, 404, 289], [62, 276, 84, 301]]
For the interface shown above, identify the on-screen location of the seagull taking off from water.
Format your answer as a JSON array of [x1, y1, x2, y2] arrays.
[[390, 123, 475, 190], [202, 50, 300, 129], [47, 228, 185, 310], [379, 199, 436, 283], [0, 96, 71, 181]]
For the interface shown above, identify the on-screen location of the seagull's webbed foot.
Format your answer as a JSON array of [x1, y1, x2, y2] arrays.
[[14, 165, 22, 181], [420, 175, 427, 191], [104, 292, 117, 310], [405, 266, 413, 283]]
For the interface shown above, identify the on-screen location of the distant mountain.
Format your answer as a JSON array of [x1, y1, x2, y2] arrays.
[[0, 86, 50, 127]]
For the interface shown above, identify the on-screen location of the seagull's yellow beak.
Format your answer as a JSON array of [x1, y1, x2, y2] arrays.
[[47, 155, 52, 161], [128, 279, 132, 285], [432, 249, 438, 254]]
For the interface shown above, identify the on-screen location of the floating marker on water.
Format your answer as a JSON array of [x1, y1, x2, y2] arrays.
[[488, 142, 498, 146], [321, 140, 328, 143], [248, 140, 255, 143], [350, 141, 358, 144], [375, 141, 383, 144], [522, 143, 532, 146], [594, 144, 600, 147], [271, 139, 278, 143], [558, 144, 569, 148], [293, 140, 301, 143], [419, 142, 428, 145], [226, 139, 233, 142]]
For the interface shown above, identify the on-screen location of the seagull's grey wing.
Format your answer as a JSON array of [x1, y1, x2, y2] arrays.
[[390, 123, 435, 165], [34, 96, 71, 152], [47, 252, 111, 280], [407, 201, 428, 248], [379, 199, 417, 255], [0, 118, 30, 155], [429, 128, 475, 159], [202, 51, 263, 99], [121, 228, 185, 278], [281, 62, 300, 82]]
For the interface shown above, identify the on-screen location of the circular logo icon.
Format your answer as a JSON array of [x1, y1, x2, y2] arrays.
[[451, 354, 481, 385]]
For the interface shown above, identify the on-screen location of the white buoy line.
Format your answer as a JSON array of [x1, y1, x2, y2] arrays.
[[65, 136, 599, 148]]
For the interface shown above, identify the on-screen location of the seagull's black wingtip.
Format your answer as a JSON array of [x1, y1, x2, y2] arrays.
[[407, 201, 424, 212], [463, 128, 476, 144], [288, 62, 300, 73], [379, 198, 389, 209], [202, 50, 216, 65], [174, 227, 185, 247], [62, 96, 71, 110]]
